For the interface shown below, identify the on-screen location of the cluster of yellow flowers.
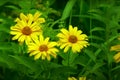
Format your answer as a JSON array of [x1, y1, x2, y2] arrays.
[[10, 12, 89, 61], [111, 44, 120, 63], [68, 76, 86, 80]]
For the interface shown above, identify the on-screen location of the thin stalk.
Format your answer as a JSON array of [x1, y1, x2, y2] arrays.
[[69, 11, 72, 25], [67, 50, 70, 66], [90, 0, 92, 42], [78, 59, 92, 76], [50, 19, 61, 28], [80, 0, 83, 15], [105, 0, 112, 79]]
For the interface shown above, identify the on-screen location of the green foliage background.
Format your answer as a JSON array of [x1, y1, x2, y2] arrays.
[[0, 0, 120, 80]]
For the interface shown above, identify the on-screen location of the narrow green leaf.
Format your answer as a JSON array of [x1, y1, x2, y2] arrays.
[[90, 43, 101, 48], [90, 27, 105, 32], [61, 0, 77, 20], [91, 63, 104, 72], [112, 65, 120, 71], [0, 42, 12, 50], [10, 55, 39, 72], [0, 54, 16, 69], [5, 5, 20, 10], [84, 49, 96, 62], [89, 35, 104, 41]]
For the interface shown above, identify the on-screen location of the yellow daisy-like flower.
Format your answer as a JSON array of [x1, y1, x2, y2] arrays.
[[15, 11, 45, 23], [110, 45, 120, 51], [57, 25, 89, 53], [68, 77, 86, 80], [113, 52, 120, 63], [79, 77, 86, 80], [27, 35, 59, 61], [68, 77, 77, 80], [110, 44, 120, 63], [10, 12, 45, 44]]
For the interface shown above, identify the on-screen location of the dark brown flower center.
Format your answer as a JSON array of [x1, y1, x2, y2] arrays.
[[68, 35, 77, 43], [22, 26, 32, 35], [39, 45, 48, 52]]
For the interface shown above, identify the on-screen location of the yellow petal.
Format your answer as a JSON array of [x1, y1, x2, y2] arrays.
[[28, 45, 38, 51], [18, 35, 26, 43], [64, 45, 70, 53], [20, 13, 28, 21], [31, 34, 38, 41], [34, 52, 42, 60], [48, 42, 57, 48], [79, 77, 86, 80], [44, 37, 50, 44], [78, 41, 89, 47], [10, 31, 20, 35], [61, 28, 69, 36], [72, 44, 80, 53], [39, 35, 44, 42], [46, 54, 51, 61], [41, 55, 46, 60], [27, 14, 33, 26], [110, 45, 120, 51], [29, 51, 39, 56], [42, 52, 47, 56], [77, 30, 83, 35], [12, 33, 22, 40], [38, 18, 45, 23], [30, 22, 38, 28], [72, 27, 78, 35], [68, 77, 77, 80], [60, 43, 68, 49], [15, 18, 20, 22], [114, 52, 120, 63], [49, 52, 57, 58], [57, 33, 66, 38], [49, 48, 59, 53], [69, 25, 74, 33], [25, 36, 32, 44], [33, 12, 41, 21], [78, 34, 87, 40]]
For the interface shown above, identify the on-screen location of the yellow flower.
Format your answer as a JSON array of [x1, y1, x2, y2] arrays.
[[110, 45, 120, 63], [110, 45, 120, 51], [15, 11, 45, 23], [10, 12, 45, 44], [68, 77, 86, 80], [68, 77, 77, 80], [79, 77, 86, 80], [113, 52, 120, 63], [27, 35, 59, 61], [57, 25, 89, 53]]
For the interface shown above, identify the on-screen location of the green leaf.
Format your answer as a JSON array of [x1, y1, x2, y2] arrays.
[[112, 65, 120, 71], [19, 0, 32, 13], [90, 43, 101, 48], [0, 42, 12, 50], [5, 5, 20, 10], [61, 0, 77, 20], [84, 49, 96, 62], [0, 0, 9, 6], [89, 13, 105, 22], [92, 71, 107, 80], [88, 35, 104, 41], [90, 27, 105, 32], [9, 55, 40, 72], [61, 50, 78, 67], [0, 53, 16, 69], [95, 49, 102, 56], [0, 24, 10, 33], [74, 54, 89, 67], [91, 63, 104, 72]]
